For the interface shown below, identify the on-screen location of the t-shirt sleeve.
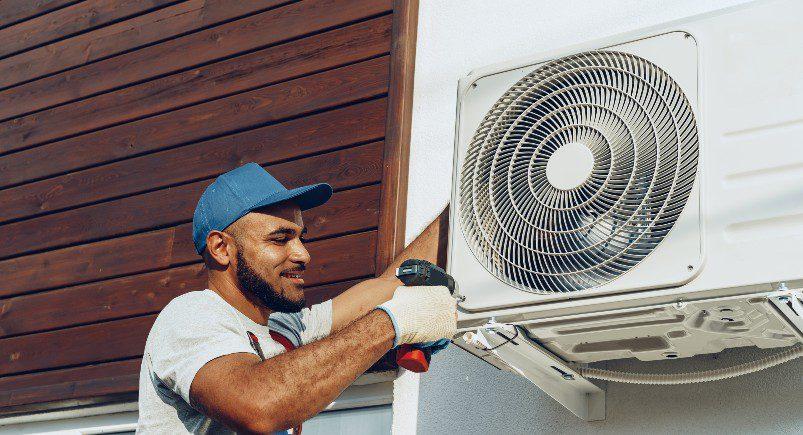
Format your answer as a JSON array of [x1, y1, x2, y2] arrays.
[[268, 299, 333, 348], [145, 296, 257, 405]]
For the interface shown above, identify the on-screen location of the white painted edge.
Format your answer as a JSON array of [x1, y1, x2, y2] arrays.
[[0, 402, 137, 427], [79, 422, 139, 434], [326, 382, 394, 412], [391, 369, 420, 435]]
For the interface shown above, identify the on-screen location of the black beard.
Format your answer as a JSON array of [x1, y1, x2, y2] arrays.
[[235, 250, 305, 313]]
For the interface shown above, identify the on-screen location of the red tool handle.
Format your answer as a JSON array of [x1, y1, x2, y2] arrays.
[[396, 344, 431, 373]]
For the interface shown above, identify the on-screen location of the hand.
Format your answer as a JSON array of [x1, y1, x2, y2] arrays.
[[375, 285, 457, 347]]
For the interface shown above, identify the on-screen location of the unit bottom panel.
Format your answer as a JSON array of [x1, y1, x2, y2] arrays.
[[523, 291, 802, 363]]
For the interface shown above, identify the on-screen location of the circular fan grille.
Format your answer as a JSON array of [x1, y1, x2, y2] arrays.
[[459, 50, 699, 294]]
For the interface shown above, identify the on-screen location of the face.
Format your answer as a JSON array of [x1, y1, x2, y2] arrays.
[[227, 203, 310, 312]]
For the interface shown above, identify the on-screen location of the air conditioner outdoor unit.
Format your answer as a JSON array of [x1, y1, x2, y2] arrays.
[[448, 0, 803, 421]]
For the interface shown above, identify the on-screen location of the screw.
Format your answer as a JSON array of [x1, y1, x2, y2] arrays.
[[471, 83, 478, 88], [456, 294, 467, 302], [687, 265, 694, 271]]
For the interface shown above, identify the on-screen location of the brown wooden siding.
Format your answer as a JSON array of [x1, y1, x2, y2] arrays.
[[0, 0, 410, 414]]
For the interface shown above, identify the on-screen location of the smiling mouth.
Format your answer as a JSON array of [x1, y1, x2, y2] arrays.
[[280, 271, 304, 283]]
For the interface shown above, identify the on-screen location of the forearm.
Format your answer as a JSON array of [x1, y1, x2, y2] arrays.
[[379, 205, 449, 279], [331, 275, 400, 331], [248, 310, 394, 431], [330, 206, 450, 330]]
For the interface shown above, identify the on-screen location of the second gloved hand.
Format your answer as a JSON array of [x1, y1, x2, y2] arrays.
[[376, 285, 457, 347]]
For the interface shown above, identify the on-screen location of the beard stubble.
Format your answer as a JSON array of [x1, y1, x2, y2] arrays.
[[235, 249, 305, 313]]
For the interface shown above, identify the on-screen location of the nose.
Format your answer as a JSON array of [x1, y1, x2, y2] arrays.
[[288, 238, 310, 265]]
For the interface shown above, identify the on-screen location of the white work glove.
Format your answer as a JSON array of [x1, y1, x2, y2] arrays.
[[376, 285, 457, 347]]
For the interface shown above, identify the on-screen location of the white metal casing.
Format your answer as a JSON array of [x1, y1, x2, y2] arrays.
[[450, 0, 803, 362], [453, 31, 702, 312]]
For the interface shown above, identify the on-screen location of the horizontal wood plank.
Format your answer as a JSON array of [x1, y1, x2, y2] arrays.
[[266, 141, 384, 198], [0, 265, 206, 338], [0, 359, 141, 409], [0, 225, 197, 299], [0, 315, 155, 377], [0, 56, 389, 191], [0, 232, 377, 375], [0, 0, 288, 92], [0, 0, 391, 121], [0, 0, 80, 30], [0, 0, 177, 60], [0, 15, 391, 154], [304, 279, 364, 307], [0, 95, 386, 227]]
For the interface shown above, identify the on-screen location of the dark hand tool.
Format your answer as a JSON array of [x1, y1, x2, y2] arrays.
[[394, 259, 457, 372]]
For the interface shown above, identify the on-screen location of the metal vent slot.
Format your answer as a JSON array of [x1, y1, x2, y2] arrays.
[[460, 51, 699, 294]]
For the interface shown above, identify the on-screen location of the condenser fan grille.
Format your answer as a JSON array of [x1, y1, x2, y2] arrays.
[[459, 50, 699, 294]]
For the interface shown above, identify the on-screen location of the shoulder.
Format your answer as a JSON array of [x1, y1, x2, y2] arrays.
[[156, 290, 224, 322], [147, 290, 234, 347]]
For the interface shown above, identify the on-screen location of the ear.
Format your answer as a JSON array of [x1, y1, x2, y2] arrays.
[[206, 230, 237, 267]]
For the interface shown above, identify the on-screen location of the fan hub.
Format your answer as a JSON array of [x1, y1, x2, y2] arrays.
[[545, 142, 594, 191]]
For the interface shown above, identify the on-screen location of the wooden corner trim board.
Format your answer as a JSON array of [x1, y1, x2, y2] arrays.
[[376, 0, 419, 274]]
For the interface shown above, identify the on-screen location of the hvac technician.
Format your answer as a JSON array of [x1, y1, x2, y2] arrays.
[[136, 163, 457, 434]]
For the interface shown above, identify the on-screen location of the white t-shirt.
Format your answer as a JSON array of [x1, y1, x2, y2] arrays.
[[136, 289, 333, 434]]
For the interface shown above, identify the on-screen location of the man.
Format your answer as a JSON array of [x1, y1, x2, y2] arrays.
[[136, 163, 457, 434]]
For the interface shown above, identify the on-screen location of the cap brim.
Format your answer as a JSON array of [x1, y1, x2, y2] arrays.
[[252, 182, 333, 212]]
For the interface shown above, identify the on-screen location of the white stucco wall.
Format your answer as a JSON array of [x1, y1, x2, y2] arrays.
[[400, 0, 802, 433]]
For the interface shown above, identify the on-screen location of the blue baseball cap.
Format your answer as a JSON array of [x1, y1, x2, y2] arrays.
[[192, 163, 332, 255]]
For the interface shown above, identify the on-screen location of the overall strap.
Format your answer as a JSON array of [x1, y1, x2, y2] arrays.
[[269, 330, 297, 352]]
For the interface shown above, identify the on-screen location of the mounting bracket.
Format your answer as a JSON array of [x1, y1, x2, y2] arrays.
[[768, 290, 803, 340], [463, 323, 606, 421]]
